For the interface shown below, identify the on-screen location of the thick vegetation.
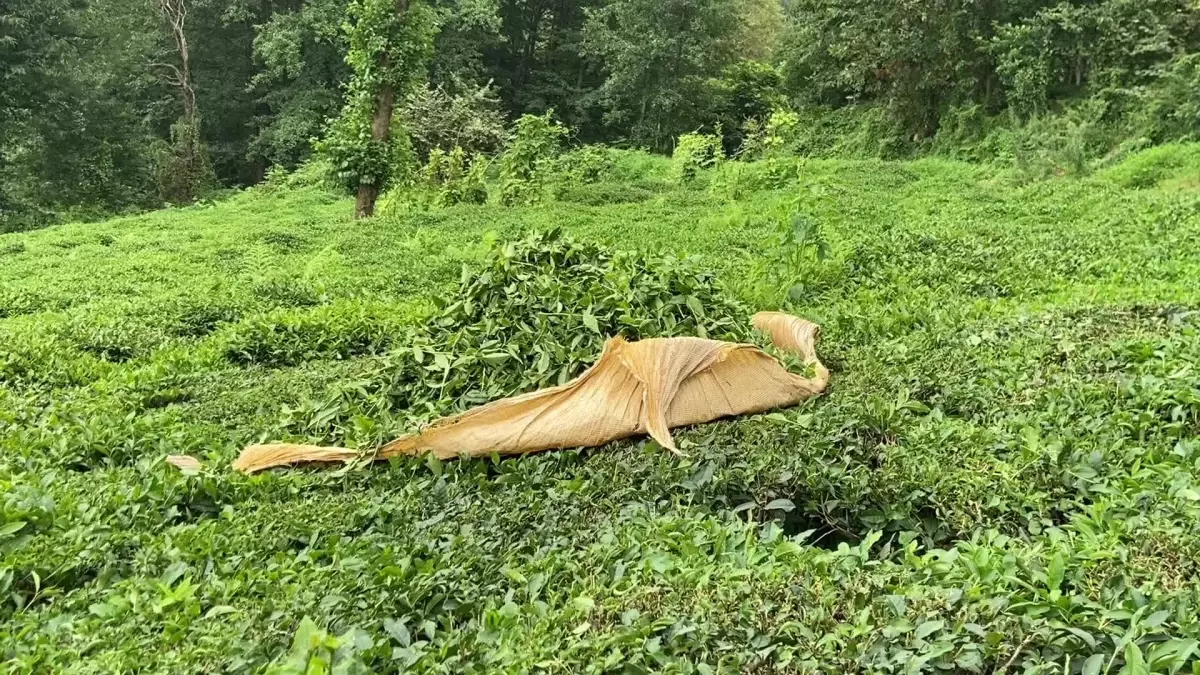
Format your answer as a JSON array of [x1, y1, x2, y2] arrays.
[[2, 144, 1200, 672], [4, 0, 1200, 229]]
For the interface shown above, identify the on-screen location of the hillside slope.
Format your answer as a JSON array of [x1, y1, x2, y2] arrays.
[[3, 152, 1200, 672]]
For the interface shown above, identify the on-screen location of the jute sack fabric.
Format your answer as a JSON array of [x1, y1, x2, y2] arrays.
[[233, 311, 829, 473]]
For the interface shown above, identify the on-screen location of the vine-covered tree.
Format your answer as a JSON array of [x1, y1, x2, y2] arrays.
[[318, 0, 437, 218]]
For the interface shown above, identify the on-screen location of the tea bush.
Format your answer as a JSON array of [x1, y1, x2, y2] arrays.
[[2, 146, 1200, 672]]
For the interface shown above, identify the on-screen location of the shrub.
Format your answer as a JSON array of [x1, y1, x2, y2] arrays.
[[222, 302, 408, 368], [710, 157, 802, 200], [1007, 100, 1112, 181], [420, 147, 488, 206], [554, 182, 656, 206], [498, 112, 568, 206], [672, 132, 725, 184], [253, 277, 324, 308], [739, 109, 801, 160], [708, 61, 786, 154], [403, 82, 507, 160], [552, 145, 615, 186], [1095, 143, 1200, 189], [599, 148, 672, 183], [171, 299, 244, 338], [153, 116, 216, 205], [1126, 53, 1200, 145]]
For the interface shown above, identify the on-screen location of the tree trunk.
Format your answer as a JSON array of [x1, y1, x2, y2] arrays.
[[355, 0, 408, 220], [354, 85, 396, 218], [158, 0, 201, 204]]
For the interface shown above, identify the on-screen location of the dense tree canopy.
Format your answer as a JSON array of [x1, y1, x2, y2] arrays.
[[2, 0, 1198, 227]]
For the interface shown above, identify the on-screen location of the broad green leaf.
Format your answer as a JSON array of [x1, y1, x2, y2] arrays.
[[1082, 653, 1105, 675], [204, 605, 236, 619], [1046, 551, 1065, 592], [1145, 610, 1170, 628], [582, 309, 599, 333], [1125, 642, 1148, 675], [915, 620, 944, 639], [384, 618, 411, 647], [764, 498, 795, 512], [425, 453, 443, 477]]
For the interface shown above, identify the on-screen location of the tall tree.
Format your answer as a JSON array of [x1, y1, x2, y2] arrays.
[[778, 0, 1003, 138], [482, 0, 604, 136], [0, 0, 77, 226], [153, 0, 215, 203], [249, 0, 351, 169], [582, 0, 744, 151], [156, 0, 197, 123], [319, 0, 437, 218]]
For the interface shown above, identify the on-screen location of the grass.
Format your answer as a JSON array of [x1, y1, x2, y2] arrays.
[[2, 146, 1200, 673]]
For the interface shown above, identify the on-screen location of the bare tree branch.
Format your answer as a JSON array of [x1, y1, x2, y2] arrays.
[[156, 0, 195, 118]]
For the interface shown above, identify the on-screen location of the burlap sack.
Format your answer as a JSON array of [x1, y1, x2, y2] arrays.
[[233, 312, 829, 473]]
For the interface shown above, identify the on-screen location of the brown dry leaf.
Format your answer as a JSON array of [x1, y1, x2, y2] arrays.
[[233, 312, 829, 474], [166, 455, 203, 473]]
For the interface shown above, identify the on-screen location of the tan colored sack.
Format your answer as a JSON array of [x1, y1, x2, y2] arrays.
[[233, 312, 828, 473]]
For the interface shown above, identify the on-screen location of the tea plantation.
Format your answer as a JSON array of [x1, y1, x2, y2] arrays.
[[3, 148, 1200, 673]]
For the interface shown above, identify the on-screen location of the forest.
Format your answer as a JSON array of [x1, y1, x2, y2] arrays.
[[2, 0, 1199, 229]]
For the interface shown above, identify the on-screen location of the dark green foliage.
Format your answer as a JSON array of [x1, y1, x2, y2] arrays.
[[248, 0, 350, 170], [708, 60, 786, 154], [480, 0, 606, 139], [778, 0, 1200, 156], [8, 0, 1200, 665], [582, 0, 746, 152], [1126, 52, 1200, 144], [6, 0, 1200, 227]]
